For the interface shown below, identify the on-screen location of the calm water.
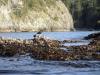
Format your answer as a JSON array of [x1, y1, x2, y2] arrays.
[[0, 31, 100, 75], [0, 31, 97, 40]]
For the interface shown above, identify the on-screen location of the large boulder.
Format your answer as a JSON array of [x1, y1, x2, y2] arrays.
[[84, 32, 100, 40], [0, 0, 74, 32]]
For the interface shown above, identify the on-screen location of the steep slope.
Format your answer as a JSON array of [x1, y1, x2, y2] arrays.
[[0, 0, 74, 32]]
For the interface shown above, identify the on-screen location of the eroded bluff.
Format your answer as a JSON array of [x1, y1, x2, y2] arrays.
[[0, 0, 74, 32]]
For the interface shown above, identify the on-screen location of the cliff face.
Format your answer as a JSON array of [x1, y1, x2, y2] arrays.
[[0, 0, 74, 32]]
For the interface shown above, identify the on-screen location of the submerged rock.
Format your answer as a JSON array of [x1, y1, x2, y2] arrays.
[[0, 0, 74, 32]]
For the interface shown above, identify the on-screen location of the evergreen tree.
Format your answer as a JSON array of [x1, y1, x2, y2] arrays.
[[62, 0, 100, 30]]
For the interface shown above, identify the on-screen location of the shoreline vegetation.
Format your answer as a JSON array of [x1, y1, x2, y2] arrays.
[[0, 0, 74, 32], [0, 32, 100, 61]]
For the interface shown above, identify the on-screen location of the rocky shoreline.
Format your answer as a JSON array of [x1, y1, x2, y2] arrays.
[[0, 32, 100, 61]]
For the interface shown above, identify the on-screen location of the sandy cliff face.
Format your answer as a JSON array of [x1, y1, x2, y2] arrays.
[[0, 0, 74, 32]]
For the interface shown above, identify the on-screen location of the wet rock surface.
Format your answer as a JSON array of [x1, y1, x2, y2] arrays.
[[84, 32, 100, 40], [0, 32, 100, 61]]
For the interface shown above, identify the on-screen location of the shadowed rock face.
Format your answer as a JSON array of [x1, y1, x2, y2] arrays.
[[0, 0, 74, 32]]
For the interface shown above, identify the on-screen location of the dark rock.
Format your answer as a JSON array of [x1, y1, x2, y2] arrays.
[[92, 53, 100, 60], [84, 32, 100, 40], [0, 35, 100, 61]]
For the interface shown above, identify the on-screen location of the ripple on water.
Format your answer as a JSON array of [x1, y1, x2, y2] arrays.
[[0, 56, 100, 75]]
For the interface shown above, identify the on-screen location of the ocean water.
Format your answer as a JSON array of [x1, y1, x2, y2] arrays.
[[0, 31, 96, 40], [0, 56, 100, 75], [0, 31, 100, 75]]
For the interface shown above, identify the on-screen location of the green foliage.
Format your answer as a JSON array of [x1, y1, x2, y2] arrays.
[[13, 9, 22, 17], [13, 8, 27, 19], [23, 0, 56, 11], [53, 16, 59, 21], [62, 0, 100, 29], [61, 0, 72, 11], [0, 0, 8, 5], [44, 0, 56, 7], [10, 0, 57, 19], [24, 0, 45, 10]]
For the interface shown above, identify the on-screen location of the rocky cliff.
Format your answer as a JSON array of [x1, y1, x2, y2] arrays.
[[0, 0, 74, 32]]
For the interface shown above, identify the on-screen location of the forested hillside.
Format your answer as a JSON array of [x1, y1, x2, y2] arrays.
[[62, 0, 100, 30]]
